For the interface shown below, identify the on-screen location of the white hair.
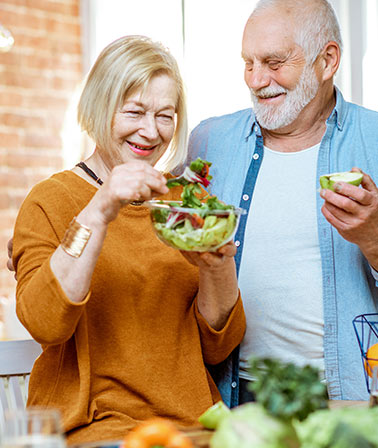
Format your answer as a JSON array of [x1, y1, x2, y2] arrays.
[[251, 0, 343, 63]]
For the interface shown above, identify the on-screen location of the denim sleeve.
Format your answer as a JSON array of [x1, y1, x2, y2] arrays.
[[370, 265, 378, 286]]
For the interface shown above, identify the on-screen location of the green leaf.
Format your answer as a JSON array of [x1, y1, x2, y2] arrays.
[[189, 157, 212, 174], [248, 357, 328, 423]]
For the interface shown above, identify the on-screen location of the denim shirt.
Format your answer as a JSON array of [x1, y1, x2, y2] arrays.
[[188, 88, 378, 405]]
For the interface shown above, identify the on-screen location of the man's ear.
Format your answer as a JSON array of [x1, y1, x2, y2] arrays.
[[319, 41, 340, 81]]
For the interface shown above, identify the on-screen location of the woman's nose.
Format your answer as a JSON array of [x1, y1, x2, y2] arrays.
[[139, 114, 159, 140]]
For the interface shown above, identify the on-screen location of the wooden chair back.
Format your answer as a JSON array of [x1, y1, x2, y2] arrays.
[[0, 339, 42, 427]]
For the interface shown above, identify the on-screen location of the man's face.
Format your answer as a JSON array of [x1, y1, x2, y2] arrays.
[[242, 9, 320, 130]]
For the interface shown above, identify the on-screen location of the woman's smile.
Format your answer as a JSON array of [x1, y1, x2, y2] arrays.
[[126, 141, 158, 156]]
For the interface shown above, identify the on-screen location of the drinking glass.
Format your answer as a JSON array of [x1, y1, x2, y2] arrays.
[[0, 408, 66, 448]]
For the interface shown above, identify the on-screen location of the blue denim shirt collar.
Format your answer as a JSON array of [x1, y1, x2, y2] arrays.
[[327, 87, 345, 131]]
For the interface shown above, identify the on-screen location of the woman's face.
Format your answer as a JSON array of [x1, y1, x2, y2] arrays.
[[111, 73, 178, 167]]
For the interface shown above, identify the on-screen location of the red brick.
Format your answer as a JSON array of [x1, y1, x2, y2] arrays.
[[46, 17, 81, 37], [5, 152, 63, 169], [23, 94, 68, 111], [0, 0, 81, 298], [1, 1, 79, 16], [51, 76, 81, 91], [0, 113, 45, 130], [0, 193, 10, 210], [0, 270, 17, 294], [23, 133, 62, 149], [0, 133, 21, 150], [10, 30, 81, 54], [0, 211, 17, 230], [0, 90, 23, 108], [0, 171, 31, 188], [1, 69, 51, 90]]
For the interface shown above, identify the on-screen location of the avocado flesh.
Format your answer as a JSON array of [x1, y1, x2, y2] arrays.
[[319, 171, 363, 191]]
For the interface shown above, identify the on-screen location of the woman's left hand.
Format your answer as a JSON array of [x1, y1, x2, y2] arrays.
[[179, 241, 237, 269]]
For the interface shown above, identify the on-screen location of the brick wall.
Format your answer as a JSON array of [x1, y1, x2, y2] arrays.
[[0, 0, 83, 300]]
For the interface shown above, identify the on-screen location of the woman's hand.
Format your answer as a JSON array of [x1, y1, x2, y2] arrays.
[[89, 161, 169, 225], [180, 241, 239, 330], [179, 241, 237, 269]]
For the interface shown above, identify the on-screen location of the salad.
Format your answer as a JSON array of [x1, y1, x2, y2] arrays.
[[148, 158, 245, 252]]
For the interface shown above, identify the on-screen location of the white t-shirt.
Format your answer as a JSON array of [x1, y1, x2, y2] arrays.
[[239, 144, 325, 380]]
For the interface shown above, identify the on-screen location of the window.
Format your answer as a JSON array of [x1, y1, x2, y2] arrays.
[[80, 0, 378, 130]]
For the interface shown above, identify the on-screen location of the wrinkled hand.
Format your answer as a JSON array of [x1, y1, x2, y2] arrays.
[[179, 241, 237, 269], [90, 161, 169, 224], [320, 168, 378, 270], [7, 237, 17, 279]]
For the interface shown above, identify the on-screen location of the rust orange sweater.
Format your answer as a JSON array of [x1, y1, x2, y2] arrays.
[[13, 171, 245, 445]]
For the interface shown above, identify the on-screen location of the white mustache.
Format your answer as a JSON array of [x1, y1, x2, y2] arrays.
[[251, 86, 288, 99]]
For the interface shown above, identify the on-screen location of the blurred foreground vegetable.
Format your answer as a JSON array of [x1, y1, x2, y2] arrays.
[[209, 357, 328, 448], [248, 358, 328, 422], [296, 406, 378, 448], [198, 401, 231, 429], [122, 418, 193, 448], [210, 403, 300, 448]]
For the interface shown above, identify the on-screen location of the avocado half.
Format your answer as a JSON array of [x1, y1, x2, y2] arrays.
[[319, 171, 363, 191]]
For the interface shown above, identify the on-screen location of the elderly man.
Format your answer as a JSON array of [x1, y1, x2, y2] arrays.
[[188, 0, 378, 404]]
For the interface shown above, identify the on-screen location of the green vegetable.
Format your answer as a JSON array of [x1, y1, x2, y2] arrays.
[[189, 157, 212, 174], [326, 422, 373, 448], [296, 407, 378, 448], [151, 158, 238, 251], [210, 403, 300, 448], [154, 213, 236, 252], [248, 358, 328, 422], [205, 196, 231, 210], [319, 171, 363, 191], [166, 157, 212, 188], [181, 183, 203, 208], [198, 401, 231, 430]]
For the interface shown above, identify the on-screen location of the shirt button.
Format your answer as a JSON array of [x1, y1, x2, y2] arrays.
[[235, 240, 240, 247], [242, 194, 249, 201], [231, 381, 237, 388], [253, 153, 259, 160]]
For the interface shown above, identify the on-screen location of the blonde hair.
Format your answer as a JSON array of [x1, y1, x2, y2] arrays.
[[252, 0, 343, 63], [78, 35, 187, 173]]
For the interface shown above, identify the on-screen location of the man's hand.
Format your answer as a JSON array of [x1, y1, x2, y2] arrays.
[[320, 168, 378, 271], [7, 237, 17, 279]]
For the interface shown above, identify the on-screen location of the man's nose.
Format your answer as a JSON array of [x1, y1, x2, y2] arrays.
[[244, 64, 271, 91], [139, 114, 159, 140]]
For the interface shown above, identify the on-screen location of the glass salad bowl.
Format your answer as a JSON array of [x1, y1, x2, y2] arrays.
[[146, 200, 246, 252]]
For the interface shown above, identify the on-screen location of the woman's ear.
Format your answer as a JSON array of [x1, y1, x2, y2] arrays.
[[319, 41, 341, 81]]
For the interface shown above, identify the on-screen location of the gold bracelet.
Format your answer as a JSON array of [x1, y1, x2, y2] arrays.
[[61, 218, 92, 258]]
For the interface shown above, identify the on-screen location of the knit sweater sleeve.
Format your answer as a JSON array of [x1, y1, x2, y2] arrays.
[[13, 176, 90, 345], [193, 293, 245, 365]]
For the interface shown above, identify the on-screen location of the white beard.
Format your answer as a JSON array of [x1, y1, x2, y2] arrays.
[[250, 63, 320, 130]]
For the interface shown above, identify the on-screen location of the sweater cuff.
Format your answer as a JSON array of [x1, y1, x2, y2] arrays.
[[17, 258, 90, 344], [194, 293, 246, 365]]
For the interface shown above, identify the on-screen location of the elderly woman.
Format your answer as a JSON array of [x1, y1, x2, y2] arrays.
[[11, 36, 245, 444]]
